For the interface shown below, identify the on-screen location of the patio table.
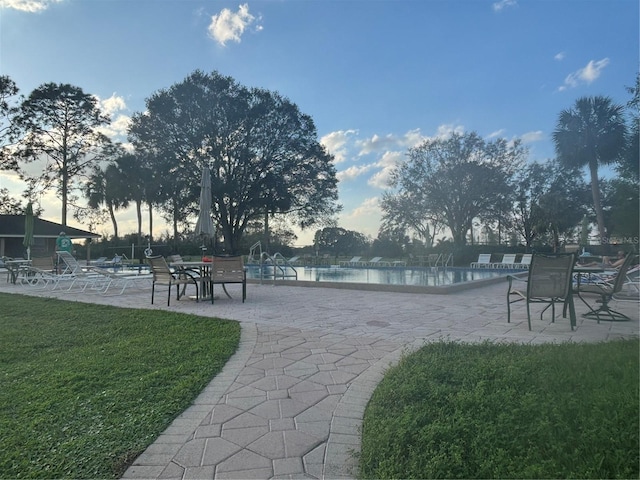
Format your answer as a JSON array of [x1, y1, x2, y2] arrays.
[[5, 259, 31, 284], [169, 261, 233, 301], [573, 266, 607, 317]]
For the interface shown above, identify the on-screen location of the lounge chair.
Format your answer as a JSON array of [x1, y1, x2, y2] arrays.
[[89, 256, 109, 266], [471, 254, 491, 268], [574, 253, 635, 322], [517, 254, 532, 269], [507, 253, 577, 330], [339, 256, 362, 267], [55, 252, 111, 292], [493, 253, 517, 269], [18, 256, 58, 289], [367, 257, 390, 266], [147, 255, 212, 306], [83, 268, 152, 296]]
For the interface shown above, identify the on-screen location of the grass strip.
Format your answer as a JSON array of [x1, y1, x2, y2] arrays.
[[360, 339, 639, 479], [0, 292, 241, 479]]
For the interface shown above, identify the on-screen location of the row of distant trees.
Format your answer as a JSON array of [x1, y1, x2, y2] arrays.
[[1, 72, 638, 255], [0, 71, 340, 254], [378, 82, 638, 252]]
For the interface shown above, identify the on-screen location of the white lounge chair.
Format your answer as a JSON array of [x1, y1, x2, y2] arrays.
[[367, 257, 390, 266], [339, 256, 362, 267], [471, 254, 492, 268], [493, 254, 517, 269], [517, 254, 532, 269]]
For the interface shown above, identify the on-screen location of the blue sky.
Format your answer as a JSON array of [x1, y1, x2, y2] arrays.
[[0, 0, 637, 246]]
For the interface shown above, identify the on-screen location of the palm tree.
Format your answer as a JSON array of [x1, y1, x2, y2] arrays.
[[84, 164, 129, 239], [552, 96, 627, 244]]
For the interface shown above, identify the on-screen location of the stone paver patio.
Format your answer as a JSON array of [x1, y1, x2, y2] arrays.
[[1, 276, 637, 479]]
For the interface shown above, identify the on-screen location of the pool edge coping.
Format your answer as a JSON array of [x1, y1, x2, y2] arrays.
[[247, 270, 529, 295]]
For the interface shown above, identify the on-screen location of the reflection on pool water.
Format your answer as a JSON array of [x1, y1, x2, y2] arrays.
[[246, 265, 518, 288]]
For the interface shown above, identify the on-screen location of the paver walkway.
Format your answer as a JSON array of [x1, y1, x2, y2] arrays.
[[1, 278, 637, 479]]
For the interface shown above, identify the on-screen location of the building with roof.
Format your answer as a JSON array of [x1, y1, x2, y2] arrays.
[[0, 215, 100, 258]]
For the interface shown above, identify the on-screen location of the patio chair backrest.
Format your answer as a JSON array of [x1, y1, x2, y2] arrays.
[[147, 256, 174, 283], [501, 254, 517, 265], [528, 253, 575, 300], [56, 250, 83, 274], [520, 254, 532, 265], [31, 256, 54, 272], [610, 253, 636, 295]]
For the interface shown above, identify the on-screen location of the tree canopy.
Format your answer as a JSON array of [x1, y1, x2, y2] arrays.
[[384, 131, 525, 247], [11, 83, 112, 225], [128, 70, 340, 253]]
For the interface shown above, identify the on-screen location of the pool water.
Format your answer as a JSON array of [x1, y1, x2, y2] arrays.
[[246, 265, 518, 287]]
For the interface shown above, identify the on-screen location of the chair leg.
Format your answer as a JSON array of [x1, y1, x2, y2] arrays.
[[567, 295, 576, 330], [151, 283, 155, 304], [582, 295, 631, 322], [526, 302, 532, 331]]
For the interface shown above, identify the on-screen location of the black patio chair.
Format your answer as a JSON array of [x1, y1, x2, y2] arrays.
[[507, 253, 577, 331], [574, 253, 636, 322]]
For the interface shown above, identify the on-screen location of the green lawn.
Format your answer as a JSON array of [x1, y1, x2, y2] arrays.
[[0, 292, 241, 479], [360, 339, 639, 479]]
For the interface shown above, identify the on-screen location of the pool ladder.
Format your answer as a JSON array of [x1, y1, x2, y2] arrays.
[[248, 242, 298, 283]]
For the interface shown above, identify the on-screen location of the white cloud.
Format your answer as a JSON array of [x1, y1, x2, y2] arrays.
[[558, 58, 609, 91], [350, 197, 379, 217], [98, 114, 131, 141], [208, 3, 260, 46], [493, 0, 517, 12], [99, 93, 127, 116], [487, 129, 506, 139], [0, 0, 62, 12], [357, 128, 425, 156], [432, 123, 465, 139], [339, 197, 382, 239], [520, 130, 544, 144], [337, 163, 376, 183], [554, 51, 565, 61], [321, 129, 357, 164], [368, 151, 403, 189], [95, 93, 130, 141], [358, 133, 401, 155]]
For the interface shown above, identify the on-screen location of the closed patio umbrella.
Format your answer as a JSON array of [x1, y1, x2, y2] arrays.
[[23, 202, 35, 260], [195, 167, 215, 251]]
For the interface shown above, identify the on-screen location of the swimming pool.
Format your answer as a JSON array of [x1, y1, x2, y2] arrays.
[[246, 265, 523, 294]]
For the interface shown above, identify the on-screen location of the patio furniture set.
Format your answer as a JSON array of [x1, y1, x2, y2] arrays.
[[3, 251, 247, 305], [507, 252, 638, 330]]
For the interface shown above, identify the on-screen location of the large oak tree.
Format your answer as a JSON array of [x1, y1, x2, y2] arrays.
[[384, 131, 524, 247], [128, 70, 340, 253]]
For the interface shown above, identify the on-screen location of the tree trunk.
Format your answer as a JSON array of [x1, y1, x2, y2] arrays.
[[61, 165, 69, 226], [147, 202, 153, 242], [136, 200, 142, 239], [108, 204, 118, 239], [264, 211, 270, 252], [588, 160, 607, 244]]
